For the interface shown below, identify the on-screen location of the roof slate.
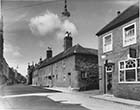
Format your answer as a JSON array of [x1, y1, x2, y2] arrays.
[[96, 3, 139, 36], [38, 44, 98, 69]]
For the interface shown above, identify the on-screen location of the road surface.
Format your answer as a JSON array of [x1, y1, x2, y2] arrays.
[[0, 84, 89, 110]]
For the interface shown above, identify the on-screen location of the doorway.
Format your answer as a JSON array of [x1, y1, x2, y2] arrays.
[[67, 72, 71, 88], [106, 72, 112, 94], [105, 63, 114, 94]]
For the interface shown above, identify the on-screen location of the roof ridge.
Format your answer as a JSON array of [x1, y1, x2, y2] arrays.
[[96, 2, 139, 36]]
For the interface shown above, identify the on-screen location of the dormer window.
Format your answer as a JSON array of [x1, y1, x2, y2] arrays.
[[123, 22, 136, 47], [103, 33, 113, 53]]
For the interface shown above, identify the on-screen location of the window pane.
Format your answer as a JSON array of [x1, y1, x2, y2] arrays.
[[120, 71, 124, 82], [126, 69, 136, 81], [137, 69, 140, 81], [120, 62, 124, 69], [125, 60, 136, 68], [125, 24, 134, 31], [105, 35, 111, 45], [125, 24, 134, 38], [137, 59, 140, 67]]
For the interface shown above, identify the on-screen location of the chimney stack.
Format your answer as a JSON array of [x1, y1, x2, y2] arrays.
[[46, 47, 52, 59], [64, 31, 72, 51]]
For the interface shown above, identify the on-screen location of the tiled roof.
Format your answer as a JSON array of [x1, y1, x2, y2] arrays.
[[38, 44, 98, 69], [96, 3, 139, 36]]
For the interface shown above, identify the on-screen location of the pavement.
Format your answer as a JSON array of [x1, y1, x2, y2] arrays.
[[44, 87, 140, 107]]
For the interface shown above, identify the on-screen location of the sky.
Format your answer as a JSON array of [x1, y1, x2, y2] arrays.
[[1, 0, 138, 76]]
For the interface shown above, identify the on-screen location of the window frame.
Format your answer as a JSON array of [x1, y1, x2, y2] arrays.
[[137, 58, 140, 81], [103, 33, 113, 53], [118, 58, 140, 83], [122, 22, 137, 47]]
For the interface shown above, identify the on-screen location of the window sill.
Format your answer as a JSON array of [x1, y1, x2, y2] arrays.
[[118, 81, 140, 84]]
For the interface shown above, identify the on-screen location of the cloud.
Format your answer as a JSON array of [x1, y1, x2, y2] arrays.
[[15, 13, 27, 22], [4, 41, 22, 57], [29, 11, 61, 36], [29, 10, 78, 39]]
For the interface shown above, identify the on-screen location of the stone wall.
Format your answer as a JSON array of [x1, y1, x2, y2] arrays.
[[52, 55, 77, 88], [33, 55, 78, 89], [75, 54, 99, 91]]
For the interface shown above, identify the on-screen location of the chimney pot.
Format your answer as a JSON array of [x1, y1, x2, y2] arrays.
[[117, 11, 121, 15], [46, 47, 52, 59]]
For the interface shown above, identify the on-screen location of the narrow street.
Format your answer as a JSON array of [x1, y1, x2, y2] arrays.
[[0, 85, 91, 110], [0, 84, 140, 110], [0, 84, 88, 110]]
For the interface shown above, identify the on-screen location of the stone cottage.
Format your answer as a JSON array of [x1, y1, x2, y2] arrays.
[[32, 32, 99, 91]]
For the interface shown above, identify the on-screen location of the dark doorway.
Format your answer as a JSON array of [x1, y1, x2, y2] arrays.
[[105, 62, 114, 94], [68, 72, 71, 87], [107, 72, 112, 94]]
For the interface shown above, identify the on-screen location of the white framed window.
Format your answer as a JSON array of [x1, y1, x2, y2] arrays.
[[123, 22, 137, 47], [118, 58, 140, 83], [103, 33, 113, 53]]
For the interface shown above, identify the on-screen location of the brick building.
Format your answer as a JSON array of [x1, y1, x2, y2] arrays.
[[96, 3, 140, 100], [32, 32, 99, 91]]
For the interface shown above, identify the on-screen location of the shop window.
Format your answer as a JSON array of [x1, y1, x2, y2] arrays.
[[123, 22, 136, 47], [119, 58, 140, 83], [103, 33, 113, 53]]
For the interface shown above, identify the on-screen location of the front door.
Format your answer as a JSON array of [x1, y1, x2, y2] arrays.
[[106, 72, 112, 94], [106, 63, 114, 94]]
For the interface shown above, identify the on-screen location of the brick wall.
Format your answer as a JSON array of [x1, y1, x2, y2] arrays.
[[98, 18, 140, 100]]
